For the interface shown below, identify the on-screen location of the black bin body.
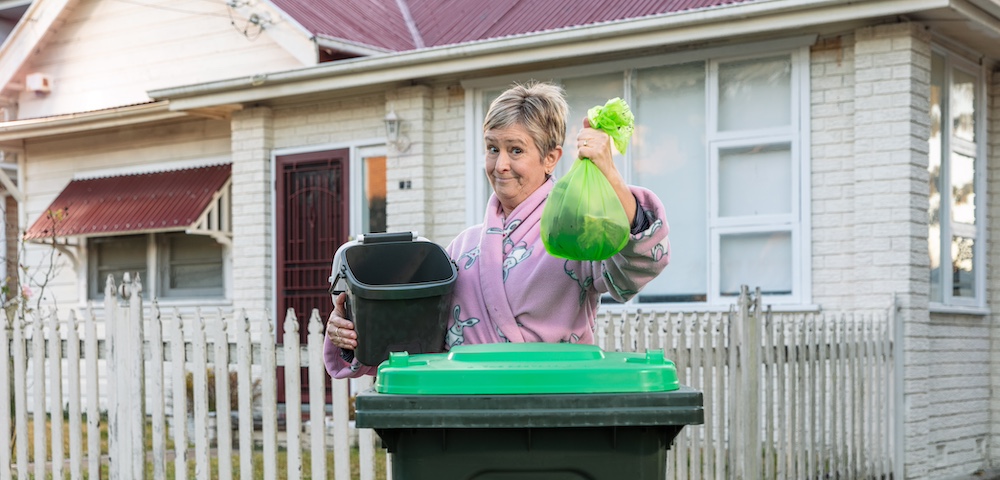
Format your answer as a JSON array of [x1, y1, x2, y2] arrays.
[[356, 387, 704, 480], [331, 234, 456, 365]]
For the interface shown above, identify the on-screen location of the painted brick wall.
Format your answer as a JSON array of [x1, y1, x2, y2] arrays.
[[852, 23, 933, 479], [810, 32, 857, 308], [230, 106, 274, 328], [428, 84, 471, 244], [272, 94, 383, 149], [385, 85, 433, 237]]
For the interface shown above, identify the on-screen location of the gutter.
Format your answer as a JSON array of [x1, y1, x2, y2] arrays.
[[952, 0, 1000, 40], [0, 101, 185, 142], [150, 0, 950, 110], [315, 35, 393, 56]]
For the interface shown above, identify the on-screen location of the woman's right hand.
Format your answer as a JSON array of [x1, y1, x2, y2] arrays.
[[326, 292, 357, 350]]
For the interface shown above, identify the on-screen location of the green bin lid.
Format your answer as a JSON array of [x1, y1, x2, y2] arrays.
[[374, 343, 679, 395]]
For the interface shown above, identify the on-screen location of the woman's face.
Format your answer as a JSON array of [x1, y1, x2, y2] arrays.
[[484, 123, 561, 215]]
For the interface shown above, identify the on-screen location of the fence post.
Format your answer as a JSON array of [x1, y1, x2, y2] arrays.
[[169, 309, 188, 480], [891, 294, 904, 478], [727, 297, 739, 478], [31, 311, 45, 480], [67, 310, 83, 480], [284, 309, 303, 480], [192, 311, 209, 480], [105, 275, 120, 480], [746, 287, 762, 478], [731, 285, 761, 479], [107, 273, 146, 480], [307, 309, 328, 480], [12, 315, 27, 480], [213, 310, 233, 480], [234, 310, 254, 480], [85, 308, 101, 480], [47, 309, 63, 480], [148, 302, 166, 480], [261, 311, 279, 480], [127, 274, 146, 480], [0, 314, 10, 480]]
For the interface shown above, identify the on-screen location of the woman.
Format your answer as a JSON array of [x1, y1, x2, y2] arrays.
[[325, 82, 669, 378]]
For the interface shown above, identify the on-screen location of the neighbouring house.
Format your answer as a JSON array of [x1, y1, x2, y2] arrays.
[[0, 0, 996, 478]]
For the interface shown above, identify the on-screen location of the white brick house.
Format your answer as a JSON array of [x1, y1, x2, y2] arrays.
[[0, 0, 997, 478]]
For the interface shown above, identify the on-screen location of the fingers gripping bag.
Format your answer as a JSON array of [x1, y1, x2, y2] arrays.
[[541, 97, 635, 261]]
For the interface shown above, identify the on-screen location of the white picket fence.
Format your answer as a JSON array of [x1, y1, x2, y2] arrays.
[[1, 277, 897, 480]]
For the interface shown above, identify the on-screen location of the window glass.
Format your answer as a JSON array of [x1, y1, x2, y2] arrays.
[[928, 50, 981, 306], [718, 143, 792, 217], [949, 152, 975, 225], [91, 235, 148, 299], [718, 56, 792, 131], [950, 69, 976, 143], [362, 155, 387, 233], [928, 52, 944, 303], [951, 236, 975, 298], [561, 73, 625, 177], [634, 62, 707, 302], [89, 232, 225, 300], [161, 233, 223, 297], [719, 231, 792, 297]]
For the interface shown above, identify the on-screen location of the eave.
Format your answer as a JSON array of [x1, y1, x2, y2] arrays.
[[0, 101, 187, 142]]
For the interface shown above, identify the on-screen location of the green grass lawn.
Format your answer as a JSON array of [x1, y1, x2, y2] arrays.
[[11, 416, 387, 480]]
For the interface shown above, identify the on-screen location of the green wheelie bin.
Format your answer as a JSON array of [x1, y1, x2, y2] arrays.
[[355, 342, 704, 480]]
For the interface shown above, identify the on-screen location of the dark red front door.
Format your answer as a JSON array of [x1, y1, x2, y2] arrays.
[[275, 149, 349, 404]]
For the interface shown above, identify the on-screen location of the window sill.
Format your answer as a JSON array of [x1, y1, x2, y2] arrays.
[[928, 303, 990, 317], [600, 303, 822, 314]]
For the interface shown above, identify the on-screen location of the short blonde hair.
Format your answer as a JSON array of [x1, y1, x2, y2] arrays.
[[483, 81, 567, 155]]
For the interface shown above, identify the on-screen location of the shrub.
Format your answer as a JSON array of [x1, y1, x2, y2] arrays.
[[184, 368, 261, 413]]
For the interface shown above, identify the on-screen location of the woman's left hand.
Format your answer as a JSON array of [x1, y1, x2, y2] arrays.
[[576, 118, 637, 222]]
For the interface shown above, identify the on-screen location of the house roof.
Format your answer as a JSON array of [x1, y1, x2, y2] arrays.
[[25, 164, 231, 240], [272, 0, 754, 52]]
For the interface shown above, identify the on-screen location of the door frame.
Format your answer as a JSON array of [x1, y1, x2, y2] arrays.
[[274, 148, 350, 346], [270, 141, 387, 323]]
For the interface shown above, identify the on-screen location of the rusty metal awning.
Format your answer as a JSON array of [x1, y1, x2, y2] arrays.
[[25, 164, 232, 241]]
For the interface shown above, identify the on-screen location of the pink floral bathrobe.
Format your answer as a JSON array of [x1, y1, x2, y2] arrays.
[[324, 178, 670, 378]]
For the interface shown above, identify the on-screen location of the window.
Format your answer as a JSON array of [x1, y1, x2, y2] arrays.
[[361, 153, 387, 233], [928, 49, 985, 307], [467, 43, 810, 306], [350, 145, 389, 235], [89, 233, 225, 300]]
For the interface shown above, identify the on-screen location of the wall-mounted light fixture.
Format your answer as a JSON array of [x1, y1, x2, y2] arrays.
[[384, 108, 410, 152]]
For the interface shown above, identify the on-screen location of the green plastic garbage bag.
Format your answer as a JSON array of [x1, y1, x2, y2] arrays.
[[541, 98, 635, 261]]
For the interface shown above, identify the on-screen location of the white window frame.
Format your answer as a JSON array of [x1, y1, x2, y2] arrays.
[[928, 47, 988, 311], [462, 36, 814, 309], [706, 51, 809, 306]]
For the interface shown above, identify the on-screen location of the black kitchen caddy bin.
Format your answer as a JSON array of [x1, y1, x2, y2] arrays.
[[329, 231, 457, 366]]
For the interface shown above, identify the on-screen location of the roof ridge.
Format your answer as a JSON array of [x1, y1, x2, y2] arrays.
[[394, 0, 424, 49]]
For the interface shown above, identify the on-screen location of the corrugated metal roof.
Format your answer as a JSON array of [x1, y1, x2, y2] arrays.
[[25, 164, 231, 240], [273, 0, 756, 53]]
